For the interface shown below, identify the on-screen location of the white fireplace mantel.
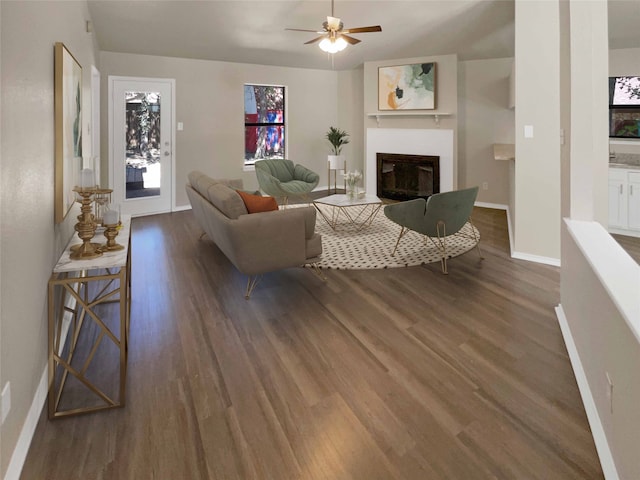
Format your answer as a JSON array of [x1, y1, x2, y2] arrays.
[[366, 112, 452, 127], [365, 128, 454, 196]]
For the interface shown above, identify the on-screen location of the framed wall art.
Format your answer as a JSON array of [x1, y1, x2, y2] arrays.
[[54, 42, 83, 223], [378, 62, 436, 111]]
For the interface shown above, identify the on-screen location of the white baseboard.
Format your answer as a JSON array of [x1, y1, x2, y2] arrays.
[[506, 207, 515, 256], [511, 250, 560, 267], [608, 227, 640, 238], [474, 201, 508, 210], [3, 366, 48, 480], [555, 305, 619, 480], [172, 204, 192, 212], [4, 293, 76, 480]]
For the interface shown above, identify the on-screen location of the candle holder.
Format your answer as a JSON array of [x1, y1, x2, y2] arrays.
[[101, 223, 124, 252], [70, 187, 103, 260], [93, 188, 113, 226]]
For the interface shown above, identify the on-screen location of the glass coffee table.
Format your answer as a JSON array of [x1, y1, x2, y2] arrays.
[[313, 193, 383, 231]]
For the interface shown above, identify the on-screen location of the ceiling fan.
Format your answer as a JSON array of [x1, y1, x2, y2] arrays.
[[286, 0, 382, 53]]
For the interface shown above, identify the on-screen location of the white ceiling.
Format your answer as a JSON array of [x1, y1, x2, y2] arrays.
[[87, 0, 639, 71]]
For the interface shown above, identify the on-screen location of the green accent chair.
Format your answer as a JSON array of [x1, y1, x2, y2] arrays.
[[255, 159, 319, 204], [383, 186, 483, 274]]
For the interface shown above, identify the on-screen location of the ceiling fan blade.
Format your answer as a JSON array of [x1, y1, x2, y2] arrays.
[[342, 25, 382, 34], [340, 34, 361, 45], [285, 28, 324, 33], [304, 35, 326, 45]]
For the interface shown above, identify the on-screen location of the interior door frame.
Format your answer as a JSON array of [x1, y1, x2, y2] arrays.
[[108, 75, 177, 214]]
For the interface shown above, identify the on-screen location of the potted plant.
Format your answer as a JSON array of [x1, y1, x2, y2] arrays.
[[326, 126, 350, 156], [326, 127, 349, 193]]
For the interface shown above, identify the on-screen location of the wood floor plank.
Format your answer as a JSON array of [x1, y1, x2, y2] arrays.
[[19, 207, 604, 479]]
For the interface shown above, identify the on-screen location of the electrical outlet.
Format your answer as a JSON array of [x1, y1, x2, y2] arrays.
[[1, 382, 10, 424], [606, 372, 613, 414], [482, 182, 489, 191]]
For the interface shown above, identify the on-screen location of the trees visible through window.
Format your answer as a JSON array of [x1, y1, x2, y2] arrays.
[[244, 85, 285, 165]]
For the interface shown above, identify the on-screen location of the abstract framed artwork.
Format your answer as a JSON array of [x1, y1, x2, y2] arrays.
[[54, 42, 83, 223], [378, 62, 436, 111]]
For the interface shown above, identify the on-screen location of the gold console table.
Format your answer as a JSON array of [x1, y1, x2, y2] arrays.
[[47, 215, 131, 418]]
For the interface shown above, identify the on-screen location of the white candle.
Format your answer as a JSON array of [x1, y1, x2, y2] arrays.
[[103, 209, 118, 225], [80, 168, 94, 189]]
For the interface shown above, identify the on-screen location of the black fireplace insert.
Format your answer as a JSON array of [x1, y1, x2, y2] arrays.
[[376, 153, 440, 201]]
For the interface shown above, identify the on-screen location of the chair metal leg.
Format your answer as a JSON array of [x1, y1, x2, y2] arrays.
[[391, 226, 408, 256], [436, 221, 449, 274], [245, 275, 262, 299], [468, 217, 484, 260]]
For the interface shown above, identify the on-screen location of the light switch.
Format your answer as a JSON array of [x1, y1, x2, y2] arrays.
[[177, 122, 184, 131], [524, 125, 534, 138]]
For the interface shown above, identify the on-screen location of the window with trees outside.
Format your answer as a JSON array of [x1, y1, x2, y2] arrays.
[[244, 84, 285, 166]]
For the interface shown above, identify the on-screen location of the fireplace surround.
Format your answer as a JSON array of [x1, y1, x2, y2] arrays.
[[377, 153, 440, 201], [365, 128, 454, 196]]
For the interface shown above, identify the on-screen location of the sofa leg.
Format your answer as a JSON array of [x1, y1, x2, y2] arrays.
[[309, 263, 327, 281], [245, 275, 262, 299]]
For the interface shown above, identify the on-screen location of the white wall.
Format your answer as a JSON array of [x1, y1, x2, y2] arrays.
[[458, 57, 514, 205], [514, 0, 562, 263], [0, 1, 100, 477], [99, 52, 339, 207]]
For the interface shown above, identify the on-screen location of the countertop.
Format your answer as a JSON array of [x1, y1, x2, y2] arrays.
[[609, 152, 640, 170]]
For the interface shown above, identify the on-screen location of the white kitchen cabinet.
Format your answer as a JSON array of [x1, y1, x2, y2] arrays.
[[628, 172, 640, 230], [608, 167, 640, 236], [609, 169, 627, 228]]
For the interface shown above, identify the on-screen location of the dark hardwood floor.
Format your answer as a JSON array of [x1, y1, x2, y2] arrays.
[[20, 207, 604, 479], [612, 233, 640, 264]]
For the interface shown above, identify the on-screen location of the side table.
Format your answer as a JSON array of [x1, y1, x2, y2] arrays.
[[47, 215, 132, 418]]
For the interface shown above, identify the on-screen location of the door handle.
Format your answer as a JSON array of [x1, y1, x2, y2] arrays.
[[164, 151, 170, 156]]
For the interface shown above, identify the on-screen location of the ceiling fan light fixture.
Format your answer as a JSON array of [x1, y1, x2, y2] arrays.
[[319, 36, 347, 53]]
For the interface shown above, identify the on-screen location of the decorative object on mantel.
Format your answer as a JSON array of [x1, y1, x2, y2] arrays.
[[101, 204, 124, 252], [326, 126, 349, 194], [54, 42, 83, 224], [343, 170, 363, 197], [70, 168, 102, 260], [378, 62, 436, 111]]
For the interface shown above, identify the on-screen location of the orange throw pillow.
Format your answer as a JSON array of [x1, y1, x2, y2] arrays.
[[236, 190, 279, 214]]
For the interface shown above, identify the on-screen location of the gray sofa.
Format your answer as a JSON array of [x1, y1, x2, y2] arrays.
[[186, 171, 322, 297]]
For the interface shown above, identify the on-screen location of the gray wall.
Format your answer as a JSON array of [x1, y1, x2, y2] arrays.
[[458, 57, 514, 205], [0, 1, 99, 477], [99, 52, 339, 207], [337, 67, 365, 175], [514, 0, 562, 261]]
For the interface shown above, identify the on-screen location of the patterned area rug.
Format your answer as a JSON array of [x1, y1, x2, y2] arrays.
[[301, 203, 480, 270]]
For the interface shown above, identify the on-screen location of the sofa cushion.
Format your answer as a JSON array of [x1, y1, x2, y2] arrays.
[[188, 171, 244, 194], [236, 190, 279, 214], [206, 183, 248, 219]]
